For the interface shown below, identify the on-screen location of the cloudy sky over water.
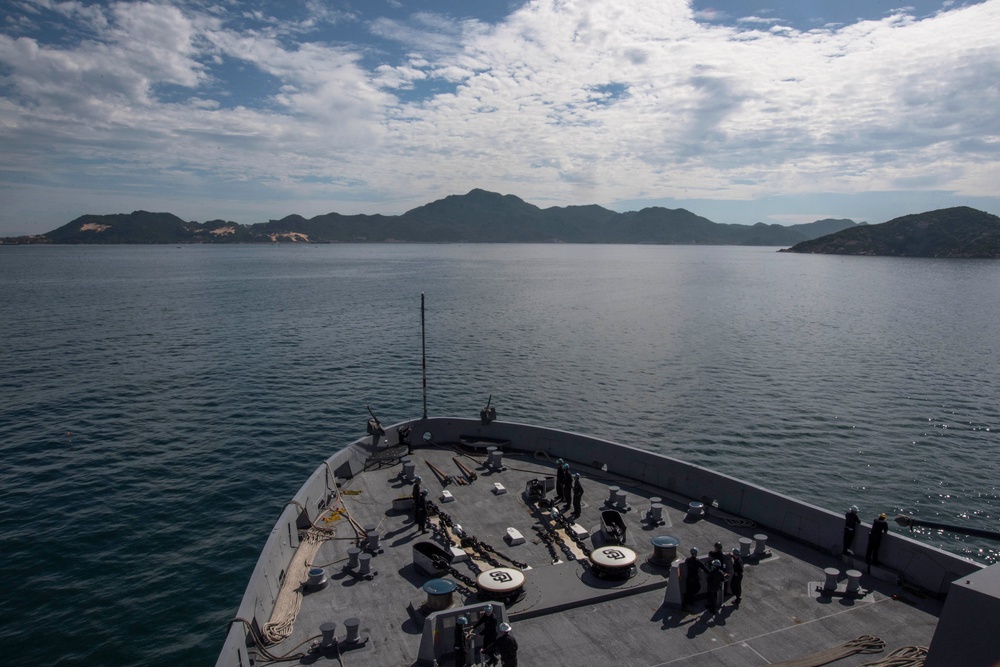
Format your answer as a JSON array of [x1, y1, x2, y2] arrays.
[[1, 0, 998, 235]]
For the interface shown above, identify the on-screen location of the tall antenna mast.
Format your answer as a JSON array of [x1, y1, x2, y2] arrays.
[[421, 292, 427, 420]]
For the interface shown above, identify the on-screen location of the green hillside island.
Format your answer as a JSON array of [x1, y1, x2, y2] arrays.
[[2, 189, 860, 246], [779, 207, 1000, 258]]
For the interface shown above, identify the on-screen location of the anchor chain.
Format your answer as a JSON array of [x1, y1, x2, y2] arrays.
[[537, 515, 576, 562], [535, 525, 561, 564], [431, 503, 528, 570], [551, 510, 592, 558], [430, 555, 477, 595]]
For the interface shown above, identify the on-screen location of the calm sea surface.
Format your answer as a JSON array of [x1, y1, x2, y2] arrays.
[[1, 244, 998, 665]]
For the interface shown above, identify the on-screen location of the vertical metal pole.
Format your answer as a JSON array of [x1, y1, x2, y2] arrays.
[[421, 293, 427, 419]]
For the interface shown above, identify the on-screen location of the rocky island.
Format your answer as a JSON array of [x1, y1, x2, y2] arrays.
[[779, 207, 1000, 258]]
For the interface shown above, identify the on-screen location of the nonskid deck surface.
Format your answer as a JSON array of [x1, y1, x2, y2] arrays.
[[267, 443, 942, 667]]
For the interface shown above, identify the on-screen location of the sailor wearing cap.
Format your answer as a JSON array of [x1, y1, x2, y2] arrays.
[[843, 505, 861, 554], [866, 512, 890, 566], [414, 487, 428, 534], [683, 547, 709, 611], [708, 541, 724, 564], [474, 604, 498, 665], [494, 622, 517, 667], [707, 559, 728, 615], [730, 547, 744, 605], [454, 616, 471, 666], [555, 460, 567, 503], [572, 473, 584, 515]]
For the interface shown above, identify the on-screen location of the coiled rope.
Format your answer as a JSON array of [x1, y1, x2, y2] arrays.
[[860, 646, 928, 667], [260, 527, 334, 645], [259, 483, 353, 646], [771, 635, 885, 667]]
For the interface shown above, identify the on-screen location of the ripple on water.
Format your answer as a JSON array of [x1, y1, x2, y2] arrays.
[[2, 244, 998, 666]]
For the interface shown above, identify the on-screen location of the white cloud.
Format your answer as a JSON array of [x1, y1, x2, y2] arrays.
[[0, 0, 998, 233]]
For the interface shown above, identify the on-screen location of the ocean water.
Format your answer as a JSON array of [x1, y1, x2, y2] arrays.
[[1, 243, 997, 665]]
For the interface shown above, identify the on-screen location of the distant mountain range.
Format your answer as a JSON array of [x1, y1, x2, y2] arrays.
[[1, 189, 861, 246], [780, 206, 1000, 258]]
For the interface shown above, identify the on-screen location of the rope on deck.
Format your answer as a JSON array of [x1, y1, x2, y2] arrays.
[[860, 645, 928, 667], [770, 635, 885, 667], [261, 528, 330, 645]]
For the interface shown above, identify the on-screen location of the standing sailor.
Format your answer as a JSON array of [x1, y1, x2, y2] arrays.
[[706, 560, 728, 615], [473, 604, 498, 666], [843, 505, 860, 555], [414, 490, 428, 534], [729, 547, 744, 605], [683, 547, 709, 611], [494, 622, 518, 667], [398, 424, 412, 454], [708, 541, 725, 565], [555, 458, 566, 503], [866, 512, 889, 566], [453, 616, 470, 666], [572, 473, 584, 516], [411, 476, 423, 524], [559, 463, 573, 507]]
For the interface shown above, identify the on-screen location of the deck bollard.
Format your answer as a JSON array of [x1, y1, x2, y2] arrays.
[[607, 486, 620, 505], [320, 622, 337, 647], [647, 503, 664, 523], [366, 529, 382, 552], [647, 497, 662, 522], [753, 534, 768, 555], [823, 567, 840, 591], [347, 547, 361, 569], [615, 490, 629, 510], [687, 501, 704, 519], [846, 569, 862, 594], [358, 552, 373, 577], [402, 458, 416, 481], [739, 537, 752, 557], [486, 447, 504, 470], [343, 617, 363, 644]]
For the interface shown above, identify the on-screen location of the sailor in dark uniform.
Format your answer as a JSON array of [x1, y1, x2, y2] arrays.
[[559, 463, 573, 506], [555, 459, 566, 503], [473, 604, 498, 666], [398, 424, 412, 454], [866, 512, 889, 565], [411, 476, 424, 526], [494, 622, 518, 667], [729, 547, 744, 605], [572, 473, 584, 516], [683, 547, 709, 611], [453, 616, 470, 666], [708, 541, 725, 564], [414, 489, 428, 534], [706, 559, 727, 615], [843, 505, 860, 554]]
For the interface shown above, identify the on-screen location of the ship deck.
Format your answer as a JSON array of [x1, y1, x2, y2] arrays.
[[262, 441, 942, 667]]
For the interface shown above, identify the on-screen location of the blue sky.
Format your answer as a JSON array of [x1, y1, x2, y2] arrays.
[[1, 0, 998, 235]]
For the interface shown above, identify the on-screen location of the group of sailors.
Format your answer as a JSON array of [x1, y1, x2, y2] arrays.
[[843, 505, 890, 565], [453, 605, 517, 667], [409, 477, 516, 665], [683, 541, 745, 615], [554, 458, 584, 515]]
